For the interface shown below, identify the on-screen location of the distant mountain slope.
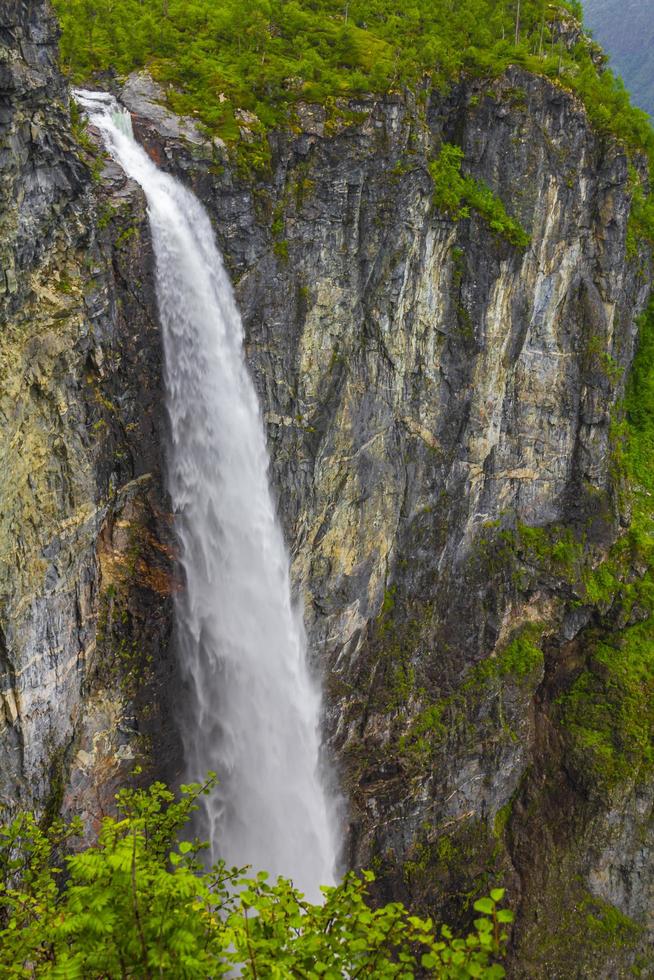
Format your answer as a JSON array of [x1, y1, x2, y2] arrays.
[[584, 0, 654, 115]]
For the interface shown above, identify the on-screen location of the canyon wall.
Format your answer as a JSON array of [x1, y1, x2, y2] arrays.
[[0, 0, 178, 830], [0, 2, 651, 974]]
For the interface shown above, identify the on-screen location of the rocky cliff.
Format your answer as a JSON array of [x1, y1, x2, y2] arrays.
[[0, 0, 178, 830], [1, 2, 652, 976]]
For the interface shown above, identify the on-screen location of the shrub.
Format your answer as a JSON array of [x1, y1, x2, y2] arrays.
[[0, 778, 513, 977]]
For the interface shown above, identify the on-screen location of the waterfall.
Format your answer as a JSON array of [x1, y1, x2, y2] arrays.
[[75, 90, 338, 900]]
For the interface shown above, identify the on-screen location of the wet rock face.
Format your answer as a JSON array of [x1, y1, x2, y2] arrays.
[[121, 69, 653, 973], [0, 2, 178, 818]]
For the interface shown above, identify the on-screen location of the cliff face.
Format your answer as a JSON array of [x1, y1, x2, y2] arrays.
[[1, 5, 652, 976], [123, 68, 653, 975], [0, 1, 178, 827]]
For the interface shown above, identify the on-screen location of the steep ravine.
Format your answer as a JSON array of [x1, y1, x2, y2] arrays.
[[1, 2, 652, 975]]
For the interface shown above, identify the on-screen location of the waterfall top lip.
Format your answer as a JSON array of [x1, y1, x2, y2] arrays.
[[73, 88, 129, 118], [74, 88, 116, 104]]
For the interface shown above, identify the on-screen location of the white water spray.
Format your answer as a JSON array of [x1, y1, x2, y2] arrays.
[[76, 90, 338, 899]]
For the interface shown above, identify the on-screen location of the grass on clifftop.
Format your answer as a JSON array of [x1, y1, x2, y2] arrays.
[[52, 0, 654, 160]]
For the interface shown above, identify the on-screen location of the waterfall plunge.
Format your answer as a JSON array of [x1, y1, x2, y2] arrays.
[[76, 91, 338, 900]]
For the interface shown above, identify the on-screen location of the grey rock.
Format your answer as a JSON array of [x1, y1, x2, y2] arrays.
[[121, 71, 207, 145]]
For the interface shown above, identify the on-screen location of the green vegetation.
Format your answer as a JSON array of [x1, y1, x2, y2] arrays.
[[399, 624, 544, 764], [402, 815, 515, 930], [516, 855, 646, 974], [429, 144, 530, 247], [0, 778, 513, 978], [626, 166, 654, 259], [557, 622, 654, 790], [385, 301, 654, 799], [462, 296, 654, 798], [555, 298, 654, 794], [475, 625, 545, 682], [474, 519, 590, 597], [583, 894, 644, 951], [52, 1, 654, 250], [52, 0, 653, 160], [510, 523, 585, 583]]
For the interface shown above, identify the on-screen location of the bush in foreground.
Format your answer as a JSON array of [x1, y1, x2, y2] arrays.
[[0, 778, 512, 978]]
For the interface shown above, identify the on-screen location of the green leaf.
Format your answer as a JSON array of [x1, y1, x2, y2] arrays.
[[0, 777, 512, 977]]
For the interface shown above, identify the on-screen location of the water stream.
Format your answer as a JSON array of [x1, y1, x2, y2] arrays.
[[75, 90, 337, 900]]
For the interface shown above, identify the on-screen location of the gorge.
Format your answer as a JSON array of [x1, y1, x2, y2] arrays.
[[74, 88, 338, 899], [0, 0, 653, 975]]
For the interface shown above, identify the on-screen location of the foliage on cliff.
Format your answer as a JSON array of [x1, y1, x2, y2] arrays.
[[429, 143, 531, 247], [52, 0, 653, 158], [556, 296, 654, 795], [0, 779, 512, 978]]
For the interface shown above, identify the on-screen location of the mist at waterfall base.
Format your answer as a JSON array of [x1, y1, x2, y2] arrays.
[[76, 91, 338, 900]]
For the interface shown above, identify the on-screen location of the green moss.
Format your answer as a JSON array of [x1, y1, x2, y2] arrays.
[[391, 158, 412, 177], [54, 273, 75, 295], [513, 523, 585, 580], [492, 800, 513, 839], [475, 623, 545, 683], [518, 858, 645, 974], [555, 299, 654, 795], [626, 166, 654, 260], [402, 816, 509, 921], [585, 335, 624, 385], [474, 519, 590, 597], [386, 662, 416, 712], [583, 895, 644, 951], [290, 165, 316, 208], [273, 239, 289, 261], [503, 86, 528, 109], [379, 585, 397, 622], [556, 618, 654, 792], [40, 745, 69, 830], [429, 143, 530, 248], [367, 588, 428, 712], [96, 202, 119, 231], [115, 225, 139, 248], [234, 137, 273, 180], [271, 204, 285, 239], [399, 702, 447, 758], [398, 624, 544, 765]]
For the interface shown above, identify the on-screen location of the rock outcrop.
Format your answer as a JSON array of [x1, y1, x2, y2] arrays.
[[0, 1, 178, 828], [0, 5, 652, 976]]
